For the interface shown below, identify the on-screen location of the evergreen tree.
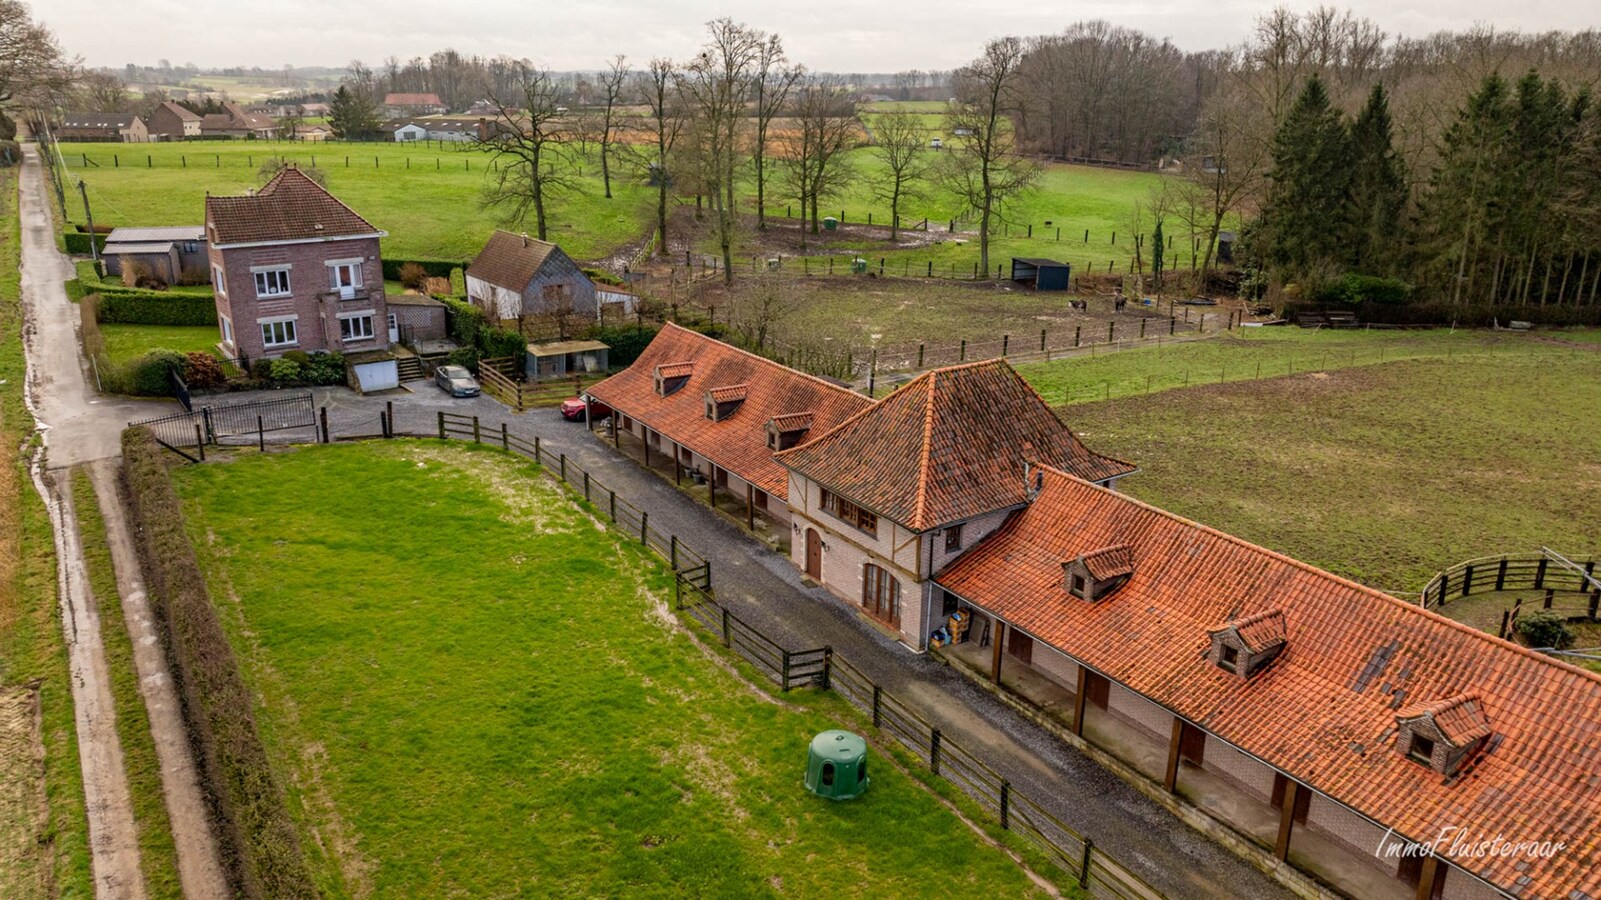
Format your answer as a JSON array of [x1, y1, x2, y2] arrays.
[[1261, 76, 1351, 286], [1151, 219, 1165, 288], [328, 86, 380, 141], [1343, 84, 1406, 275], [1416, 74, 1513, 306]]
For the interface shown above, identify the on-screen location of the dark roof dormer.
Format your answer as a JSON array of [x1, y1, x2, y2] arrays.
[[767, 412, 814, 451], [1063, 544, 1133, 602], [1206, 609, 1287, 678], [1395, 694, 1492, 778], [654, 361, 694, 396], [705, 384, 748, 422]]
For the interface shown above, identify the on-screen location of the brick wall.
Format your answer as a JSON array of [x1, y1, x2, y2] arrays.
[[211, 235, 389, 360]]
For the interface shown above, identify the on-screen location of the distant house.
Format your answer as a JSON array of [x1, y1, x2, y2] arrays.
[[384, 92, 446, 116], [293, 123, 332, 142], [58, 113, 149, 143], [147, 102, 201, 141], [417, 117, 483, 142], [205, 168, 399, 390], [465, 230, 597, 322], [101, 226, 207, 284], [199, 102, 276, 139], [378, 119, 428, 142]]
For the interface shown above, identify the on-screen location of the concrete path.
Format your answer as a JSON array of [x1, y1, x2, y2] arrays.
[[291, 385, 1291, 899], [18, 145, 225, 899]]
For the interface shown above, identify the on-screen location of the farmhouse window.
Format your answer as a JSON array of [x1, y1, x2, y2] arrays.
[[253, 267, 292, 298], [328, 261, 364, 297], [1070, 573, 1087, 598], [1219, 644, 1239, 674], [1407, 734, 1436, 766], [821, 489, 877, 535], [861, 563, 900, 626], [260, 318, 298, 348], [212, 264, 226, 295], [339, 314, 375, 342], [219, 316, 233, 346], [945, 524, 964, 552]]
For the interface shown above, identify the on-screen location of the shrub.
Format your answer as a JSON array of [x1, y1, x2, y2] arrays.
[[587, 324, 659, 368], [398, 262, 428, 290], [125, 350, 186, 396], [64, 231, 108, 255], [1516, 610, 1571, 649], [381, 258, 459, 281], [97, 293, 217, 326], [480, 325, 526, 363], [183, 353, 227, 389], [176, 266, 211, 287], [1314, 273, 1412, 306], [0, 139, 20, 167], [267, 358, 302, 383], [446, 347, 480, 372], [122, 259, 168, 290], [120, 428, 318, 898], [303, 352, 346, 386]]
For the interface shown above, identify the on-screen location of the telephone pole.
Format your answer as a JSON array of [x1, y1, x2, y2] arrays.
[[77, 180, 99, 267]]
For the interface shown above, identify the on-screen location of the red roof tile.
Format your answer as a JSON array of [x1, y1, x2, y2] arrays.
[[1400, 694, 1493, 746], [777, 360, 1136, 531], [1078, 544, 1134, 581], [1217, 608, 1289, 652], [587, 324, 873, 495], [706, 384, 749, 403], [205, 168, 380, 245], [385, 92, 444, 107], [936, 466, 1601, 899], [770, 412, 814, 432]]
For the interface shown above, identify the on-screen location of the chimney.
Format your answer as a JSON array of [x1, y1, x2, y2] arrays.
[[522, 232, 529, 247]]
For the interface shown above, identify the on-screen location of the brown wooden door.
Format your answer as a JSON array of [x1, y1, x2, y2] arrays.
[[1272, 773, 1311, 824], [1084, 670, 1110, 710], [1007, 630, 1034, 665], [1179, 722, 1206, 766], [804, 529, 822, 580]]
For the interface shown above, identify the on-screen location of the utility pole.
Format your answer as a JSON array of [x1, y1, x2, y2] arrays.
[[78, 180, 100, 267]]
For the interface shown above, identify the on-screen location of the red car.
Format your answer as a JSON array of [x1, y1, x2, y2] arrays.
[[560, 397, 611, 422]]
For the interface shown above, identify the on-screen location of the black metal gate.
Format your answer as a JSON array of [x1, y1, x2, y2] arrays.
[[129, 392, 318, 455]]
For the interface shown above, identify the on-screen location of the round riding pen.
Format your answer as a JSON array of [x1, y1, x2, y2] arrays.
[[1421, 549, 1601, 670]]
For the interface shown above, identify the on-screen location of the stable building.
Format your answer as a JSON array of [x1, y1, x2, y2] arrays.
[[1010, 257, 1072, 291]]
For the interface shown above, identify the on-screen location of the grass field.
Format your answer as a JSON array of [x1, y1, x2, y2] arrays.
[[56, 141, 655, 262], [0, 169, 92, 898], [1042, 331, 1601, 596], [176, 442, 1054, 898], [99, 324, 222, 365]]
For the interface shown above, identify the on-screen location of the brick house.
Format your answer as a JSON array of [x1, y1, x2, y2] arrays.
[[199, 102, 276, 139], [383, 92, 446, 116], [586, 324, 873, 526], [775, 360, 1135, 648], [204, 168, 399, 390], [465, 230, 598, 324], [147, 101, 201, 140], [934, 465, 1601, 900], [58, 113, 149, 142]]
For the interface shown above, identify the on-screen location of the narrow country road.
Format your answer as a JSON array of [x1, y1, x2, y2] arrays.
[[17, 144, 227, 898]]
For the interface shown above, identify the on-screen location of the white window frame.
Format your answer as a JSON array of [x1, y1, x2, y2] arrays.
[[338, 311, 375, 342], [259, 316, 298, 348], [212, 263, 226, 296], [251, 265, 292, 299], [219, 315, 233, 346], [326, 258, 365, 297]]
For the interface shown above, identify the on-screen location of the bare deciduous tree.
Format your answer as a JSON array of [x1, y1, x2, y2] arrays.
[[475, 65, 575, 241], [597, 54, 630, 199], [750, 34, 802, 230], [725, 273, 797, 351], [779, 76, 857, 248], [0, 0, 74, 110], [866, 109, 929, 239], [943, 37, 1040, 277], [636, 58, 686, 257], [677, 18, 763, 284]]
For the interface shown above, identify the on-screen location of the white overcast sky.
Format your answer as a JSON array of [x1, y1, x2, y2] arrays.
[[43, 0, 1601, 73]]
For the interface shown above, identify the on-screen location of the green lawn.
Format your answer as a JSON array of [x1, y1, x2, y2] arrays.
[[57, 141, 655, 262], [1047, 333, 1601, 596], [98, 324, 221, 365], [175, 442, 1051, 898]]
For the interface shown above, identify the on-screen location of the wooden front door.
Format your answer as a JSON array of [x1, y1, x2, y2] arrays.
[[1179, 722, 1206, 766], [1007, 629, 1034, 665], [861, 563, 902, 628], [1084, 670, 1111, 710], [804, 529, 822, 580]]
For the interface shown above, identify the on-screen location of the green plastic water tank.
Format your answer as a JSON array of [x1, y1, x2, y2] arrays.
[[805, 730, 869, 800], [850, 257, 868, 274], [822, 216, 839, 231]]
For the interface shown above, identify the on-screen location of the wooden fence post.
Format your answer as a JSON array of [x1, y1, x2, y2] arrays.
[[1081, 839, 1094, 887], [194, 423, 206, 462], [670, 535, 678, 569], [611, 490, 618, 524], [559, 454, 567, 482], [257, 415, 265, 451], [640, 511, 648, 544], [501, 422, 509, 450], [1000, 781, 1010, 829], [930, 729, 942, 775], [583, 472, 591, 501], [437, 411, 445, 439], [782, 652, 791, 691], [472, 416, 481, 443], [820, 647, 832, 690], [721, 607, 731, 646], [872, 685, 882, 727]]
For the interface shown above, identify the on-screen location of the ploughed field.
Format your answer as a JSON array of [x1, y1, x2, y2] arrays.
[[175, 441, 1052, 898]]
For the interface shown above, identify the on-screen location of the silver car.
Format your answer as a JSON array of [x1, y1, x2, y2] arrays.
[[434, 364, 481, 398]]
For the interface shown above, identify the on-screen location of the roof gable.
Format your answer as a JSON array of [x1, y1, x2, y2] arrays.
[[776, 360, 1135, 531], [205, 169, 380, 245], [466, 230, 570, 292], [936, 466, 1601, 898], [587, 325, 873, 495]]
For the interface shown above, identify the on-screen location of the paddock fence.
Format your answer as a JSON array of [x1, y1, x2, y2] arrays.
[[138, 408, 1172, 897], [1421, 551, 1600, 611]]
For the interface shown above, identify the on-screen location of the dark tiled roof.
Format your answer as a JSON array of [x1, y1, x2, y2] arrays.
[[587, 325, 873, 495], [776, 360, 1135, 531], [156, 101, 200, 121], [466, 230, 562, 292], [62, 112, 138, 128], [936, 466, 1601, 899], [205, 169, 380, 245]]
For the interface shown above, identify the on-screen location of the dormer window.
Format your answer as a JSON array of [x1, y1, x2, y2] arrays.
[[1395, 694, 1491, 777], [767, 412, 813, 451], [1062, 545, 1133, 602], [653, 361, 694, 396], [1206, 609, 1287, 678], [705, 384, 748, 421]]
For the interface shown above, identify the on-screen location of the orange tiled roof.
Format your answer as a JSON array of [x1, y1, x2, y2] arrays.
[[206, 168, 379, 245], [936, 466, 1601, 899], [1400, 694, 1493, 746], [770, 412, 814, 432], [587, 324, 873, 495], [776, 360, 1136, 532], [1224, 608, 1288, 652], [706, 384, 749, 403], [1078, 544, 1134, 581]]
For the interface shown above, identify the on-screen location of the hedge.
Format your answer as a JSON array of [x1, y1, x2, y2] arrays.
[[95, 292, 217, 326], [586, 324, 659, 368], [64, 231, 108, 254], [439, 296, 526, 368], [121, 428, 318, 899], [381, 257, 462, 281]]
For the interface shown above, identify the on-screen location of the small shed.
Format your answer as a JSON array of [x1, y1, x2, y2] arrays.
[[526, 339, 609, 382], [1217, 231, 1237, 264], [1010, 257, 1072, 292], [102, 226, 207, 283], [385, 294, 449, 348], [804, 730, 869, 800]]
